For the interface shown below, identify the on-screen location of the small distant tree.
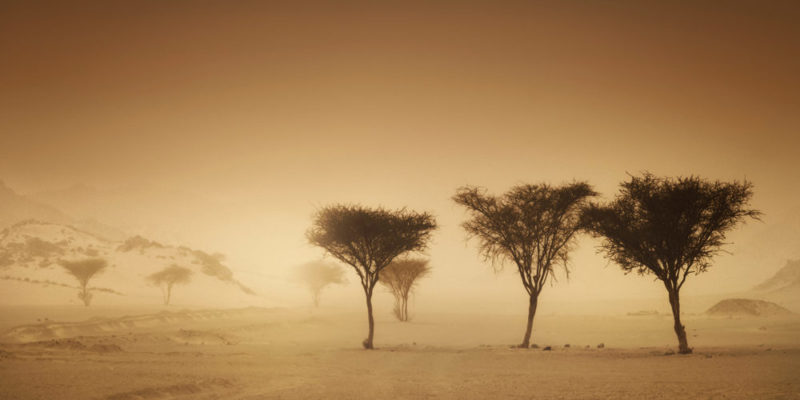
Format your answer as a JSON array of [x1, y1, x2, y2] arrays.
[[307, 205, 437, 349], [296, 260, 347, 307], [146, 265, 193, 305], [379, 258, 431, 321], [59, 258, 108, 306], [582, 173, 760, 354], [453, 182, 597, 348]]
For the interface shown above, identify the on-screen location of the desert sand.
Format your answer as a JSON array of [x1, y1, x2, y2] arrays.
[[1, 307, 798, 400]]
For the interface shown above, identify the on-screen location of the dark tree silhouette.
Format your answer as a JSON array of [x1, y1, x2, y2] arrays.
[[453, 183, 596, 348], [146, 264, 193, 305], [59, 258, 108, 306], [296, 260, 346, 307], [582, 173, 760, 354], [379, 258, 431, 322], [307, 205, 437, 349]]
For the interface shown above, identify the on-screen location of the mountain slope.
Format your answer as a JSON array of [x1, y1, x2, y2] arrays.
[[0, 221, 255, 307], [0, 180, 126, 241], [27, 183, 217, 244], [0, 181, 71, 228], [753, 259, 800, 294]]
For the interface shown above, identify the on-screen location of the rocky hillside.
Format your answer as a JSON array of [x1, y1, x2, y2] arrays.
[[0, 220, 255, 307], [0, 181, 70, 228], [706, 298, 793, 317], [753, 259, 800, 294], [0, 180, 125, 240]]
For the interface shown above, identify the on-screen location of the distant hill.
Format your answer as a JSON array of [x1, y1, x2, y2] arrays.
[[753, 259, 800, 295], [0, 180, 71, 228], [0, 180, 126, 241], [0, 220, 255, 307], [706, 298, 793, 317], [27, 183, 217, 245]]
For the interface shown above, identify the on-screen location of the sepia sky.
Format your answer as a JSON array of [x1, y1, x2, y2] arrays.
[[2, 1, 799, 310]]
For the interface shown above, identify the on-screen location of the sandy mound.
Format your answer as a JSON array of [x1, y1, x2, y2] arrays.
[[706, 298, 794, 317]]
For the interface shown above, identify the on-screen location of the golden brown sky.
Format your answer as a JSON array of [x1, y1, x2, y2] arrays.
[[1, 1, 799, 309]]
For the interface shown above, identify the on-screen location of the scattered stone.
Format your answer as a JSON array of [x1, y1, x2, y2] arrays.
[[564, 344, 570, 348], [542, 346, 552, 351], [37, 338, 87, 351], [89, 343, 123, 353], [627, 310, 660, 317], [597, 343, 605, 349]]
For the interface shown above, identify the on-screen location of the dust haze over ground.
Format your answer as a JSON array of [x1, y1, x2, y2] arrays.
[[1, 307, 799, 399], [2, 0, 800, 399]]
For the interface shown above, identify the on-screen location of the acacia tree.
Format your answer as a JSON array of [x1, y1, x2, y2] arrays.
[[59, 258, 108, 306], [453, 183, 596, 348], [581, 174, 760, 354], [296, 260, 347, 307], [379, 258, 431, 322], [146, 264, 193, 305], [307, 205, 437, 349]]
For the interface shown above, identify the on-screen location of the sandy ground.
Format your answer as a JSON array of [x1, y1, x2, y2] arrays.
[[1, 307, 799, 399]]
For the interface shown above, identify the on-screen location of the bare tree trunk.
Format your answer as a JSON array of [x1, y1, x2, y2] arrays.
[[402, 293, 409, 322], [391, 295, 402, 321], [166, 283, 173, 306], [81, 285, 90, 307], [667, 288, 691, 354], [519, 294, 538, 348], [363, 289, 375, 349]]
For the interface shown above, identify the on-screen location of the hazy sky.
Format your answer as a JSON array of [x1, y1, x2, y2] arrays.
[[2, 1, 799, 310]]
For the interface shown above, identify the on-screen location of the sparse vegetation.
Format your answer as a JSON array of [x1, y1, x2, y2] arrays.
[[453, 183, 596, 348], [59, 258, 109, 306], [582, 173, 760, 354], [146, 265, 193, 305], [117, 235, 165, 253], [307, 204, 437, 349], [379, 258, 431, 321], [190, 250, 234, 281], [116, 236, 253, 295], [24, 237, 65, 259], [0, 236, 66, 267], [296, 260, 346, 307]]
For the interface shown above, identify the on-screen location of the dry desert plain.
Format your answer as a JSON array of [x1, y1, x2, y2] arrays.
[[0, 306, 799, 400]]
